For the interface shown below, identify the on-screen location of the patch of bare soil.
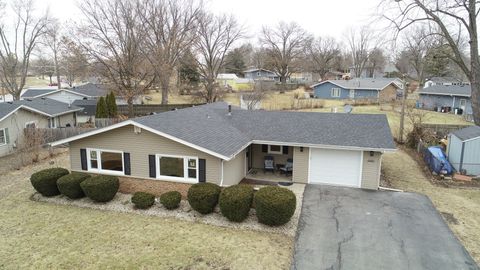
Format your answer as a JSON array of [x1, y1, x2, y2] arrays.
[[383, 149, 480, 264]]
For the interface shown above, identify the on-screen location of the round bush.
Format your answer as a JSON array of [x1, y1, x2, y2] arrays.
[[160, 191, 182, 210], [30, 168, 69, 197], [187, 183, 221, 214], [219, 185, 254, 222], [254, 186, 296, 226], [80, 175, 119, 202], [57, 172, 91, 199], [131, 192, 155, 209]]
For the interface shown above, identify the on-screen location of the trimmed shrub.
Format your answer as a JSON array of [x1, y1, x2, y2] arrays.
[[57, 172, 91, 199], [80, 175, 119, 202], [254, 186, 296, 226], [187, 183, 221, 214], [219, 185, 254, 222], [160, 191, 182, 210], [30, 168, 69, 196], [131, 192, 155, 209]]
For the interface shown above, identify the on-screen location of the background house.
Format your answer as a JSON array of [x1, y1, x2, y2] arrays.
[[447, 126, 480, 175], [243, 68, 280, 82], [417, 84, 472, 116], [424, 77, 467, 88], [312, 78, 401, 101], [217, 73, 254, 91], [72, 99, 98, 124], [0, 98, 82, 157]]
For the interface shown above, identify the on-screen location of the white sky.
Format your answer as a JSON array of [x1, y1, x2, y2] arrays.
[[42, 0, 383, 42]]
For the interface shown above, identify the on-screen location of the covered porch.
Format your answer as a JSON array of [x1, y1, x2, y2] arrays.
[[244, 143, 305, 183]]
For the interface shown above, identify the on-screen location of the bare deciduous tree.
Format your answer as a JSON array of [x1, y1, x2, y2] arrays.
[[345, 26, 375, 78], [241, 88, 267, 110], [78, 0, 155, 117], [366, 48, 386, 78], [43, 18, 62, 89], [194, 13, 244, 103], [139, 0, 201, 104], [381, 0, 480, 124], [306, 36, 342, 79], [0, 0, 47, 100], [260, 22, 311, 84], [60, 36, 89, 87]]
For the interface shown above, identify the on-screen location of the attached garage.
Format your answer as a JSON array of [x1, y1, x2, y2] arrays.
[[309, 148, 363, 187]]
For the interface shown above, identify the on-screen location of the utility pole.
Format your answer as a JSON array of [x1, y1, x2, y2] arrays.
[[399, 74, 408, 143]]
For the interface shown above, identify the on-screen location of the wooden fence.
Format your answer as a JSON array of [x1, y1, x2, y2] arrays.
[[95, 118, 122, 128], [415, 123, 472, 138], [117, 103, 203, 116], [25, 127, 96, 144]]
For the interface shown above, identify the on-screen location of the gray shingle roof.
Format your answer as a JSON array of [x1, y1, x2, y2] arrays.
[[21, 89, 57, 98], [72, 99, 97, 116], [418, 85, 471, 97], [0, 98, 82, 121], [312, 78, 401, 90], [451, 125, 480, 141], [133, 102, 396, 158], [70, 83, 108, 97]]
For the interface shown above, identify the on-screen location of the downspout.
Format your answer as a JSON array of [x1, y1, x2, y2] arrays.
[[459, 141, 466, 173], [220, 160, 224, 186]]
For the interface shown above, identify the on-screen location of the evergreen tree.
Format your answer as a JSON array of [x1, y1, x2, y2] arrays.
[[106, 92, 118, 117], [95, 96, 108, 118]]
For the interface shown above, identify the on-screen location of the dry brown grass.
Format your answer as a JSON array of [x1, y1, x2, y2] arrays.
[[383, 149, 480, 264], [0, 152, 294, 269]]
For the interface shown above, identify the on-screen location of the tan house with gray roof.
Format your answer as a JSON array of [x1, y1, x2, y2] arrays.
[[51, 103, 395, 189]]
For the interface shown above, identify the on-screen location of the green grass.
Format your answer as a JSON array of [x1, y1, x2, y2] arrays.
[[0, 155, 293, 269]]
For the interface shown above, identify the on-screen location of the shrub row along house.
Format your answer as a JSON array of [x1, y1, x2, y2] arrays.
[[0, 98, 82, 157], [311, 78, 402, 102], [51, 102, 395, 189]]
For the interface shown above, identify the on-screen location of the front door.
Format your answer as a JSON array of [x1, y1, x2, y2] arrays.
[[349, 89, 355, 99], [459, 99, 467, 110]]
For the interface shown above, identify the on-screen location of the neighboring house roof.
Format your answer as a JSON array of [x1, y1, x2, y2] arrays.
[[72, 99, 97, 116], [426, 77, 461, 83], [70, 83, 108, 97], [312, 78, 401, 90], [451, 125, 480, 141], [51, 102, 396, 160], [243, 68, 277, 75], [21, 89, 58, 98], [418, 85, 471, 97], [0, 98, 83, 122], [217, 73, 239, 80]]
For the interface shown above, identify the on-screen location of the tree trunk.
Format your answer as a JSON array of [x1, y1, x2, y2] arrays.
[[160, 76, 169, 105], [54, 50, 61, 89], [470, 70, 480, 124], [127, 97, 134, 118]]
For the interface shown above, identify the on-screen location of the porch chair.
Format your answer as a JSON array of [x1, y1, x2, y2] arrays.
[[264, 156, 275, 174], [279, 158, 293, 176]]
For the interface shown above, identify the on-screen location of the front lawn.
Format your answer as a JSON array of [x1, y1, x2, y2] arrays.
[[0, 153, 293, 269]]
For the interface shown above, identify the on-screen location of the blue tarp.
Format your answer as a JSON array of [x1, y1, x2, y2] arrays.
[[423, 146, 454, 175]]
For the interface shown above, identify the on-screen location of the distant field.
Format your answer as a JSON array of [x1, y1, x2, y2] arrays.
[[24, 77, 50, 88]]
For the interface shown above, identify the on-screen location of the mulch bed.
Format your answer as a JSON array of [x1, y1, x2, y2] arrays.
[[118, 177, 192, 198]]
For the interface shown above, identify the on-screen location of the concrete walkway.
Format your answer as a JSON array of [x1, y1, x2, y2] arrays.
[[291, 185, 479, 270]]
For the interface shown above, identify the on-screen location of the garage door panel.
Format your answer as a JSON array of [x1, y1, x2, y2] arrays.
[[309, 148, 362, 187]]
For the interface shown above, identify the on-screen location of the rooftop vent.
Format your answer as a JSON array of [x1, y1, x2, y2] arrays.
[[227, 104, 232, 116]]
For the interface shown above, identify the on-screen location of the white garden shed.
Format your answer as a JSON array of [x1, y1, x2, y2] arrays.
[[447, 125, 480, 176]]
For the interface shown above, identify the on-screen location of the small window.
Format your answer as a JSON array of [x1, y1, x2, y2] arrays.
[[268, 145, 282, 154], [48, 117, 57, 128], [87, 149, 124, 175], [0, 129, 5, 145], [188, 158, 197, 178], [331, 88, 341, 98], [25, 121, 36, 129]]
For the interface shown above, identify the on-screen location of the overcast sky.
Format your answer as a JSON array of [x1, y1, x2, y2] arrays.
[[42, 0, 383, 42]]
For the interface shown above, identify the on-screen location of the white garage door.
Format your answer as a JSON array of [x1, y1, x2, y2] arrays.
[[309, 148, 362, 187]]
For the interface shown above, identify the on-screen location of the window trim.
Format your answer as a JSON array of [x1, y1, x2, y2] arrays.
[[0, 128, 5, 146], [331, 88, 341, 98], [459, 99, 467, 107], [156, 154, 199, 183], [25, 121, 37, 129], [268, 144, 283, 155], [49, 117, 57, 128], [86, 148, 125, 176]]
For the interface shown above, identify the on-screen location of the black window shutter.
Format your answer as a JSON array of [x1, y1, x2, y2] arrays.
[[262, 144, 268, 153], [124, 153, 131, 175], [199, 159, 206, 182], [283, 146, 289, 155], [148, 155, 156, 178], [80, 149, 87, 170]]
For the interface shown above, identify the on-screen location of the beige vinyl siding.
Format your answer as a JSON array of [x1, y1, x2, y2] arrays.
[[292, 147, 309, 183], [0, 109, 49, 157], [69, 125, 223, 184], [58, 113, 76, 127], [222, 149, 246, 186], [360, 151, 382, 189], [251, 144, 293, 169]]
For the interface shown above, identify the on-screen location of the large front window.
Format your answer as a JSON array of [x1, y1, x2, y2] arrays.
[[157, 155, 198, 182], [87, 149, 124, 174]]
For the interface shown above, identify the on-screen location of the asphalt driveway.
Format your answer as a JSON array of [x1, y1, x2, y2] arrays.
[[292, 185, 479, 270]]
